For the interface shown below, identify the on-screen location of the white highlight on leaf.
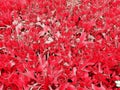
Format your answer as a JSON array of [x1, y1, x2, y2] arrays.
[[63, 62, 69, 66], [56, 31, 61, 38], [76, 38, 80, 42], [12, 20, 18, 25], [37, 16, 40, 21], [16, 23, 22, 35], [10, 60, 15, 67], [73, 67, 77, 76], [115, 80, 120, 87], [45, 37, 54, 44]]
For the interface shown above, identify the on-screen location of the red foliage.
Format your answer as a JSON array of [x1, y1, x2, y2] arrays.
[[0, 0, 120, 89]]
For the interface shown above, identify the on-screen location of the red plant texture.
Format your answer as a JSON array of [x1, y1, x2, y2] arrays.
[[0, 0, 120, 90]]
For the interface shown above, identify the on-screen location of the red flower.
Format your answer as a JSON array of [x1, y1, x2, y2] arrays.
[[0, 0, 120, 89]]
